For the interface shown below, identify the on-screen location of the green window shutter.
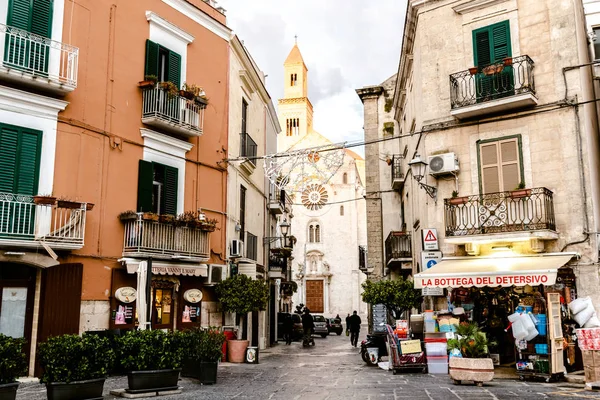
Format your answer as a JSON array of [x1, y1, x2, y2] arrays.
[[15, 129, 42, 195], [161, 165, 178, 216], [0, 126, 19, 193], [473, 29, 492, 67], [473, 21, 511, 66], [30, 0, 53, 37], [491, 21, 511, 62], [167, 50, 181, 88], [7, 0, 31, 30], [137, 160, 153, 212], [144, 39, 159, 78]]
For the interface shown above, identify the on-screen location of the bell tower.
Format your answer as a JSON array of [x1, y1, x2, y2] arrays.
[[278, 42, 314, 151]]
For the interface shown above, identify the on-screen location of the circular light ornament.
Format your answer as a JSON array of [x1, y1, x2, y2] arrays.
[[301, 184, 328, 211]]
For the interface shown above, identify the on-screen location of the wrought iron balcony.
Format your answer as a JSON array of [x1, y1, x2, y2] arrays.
[[240, 132, 257, 167], [449, 55, 537, 119], [122, 215, 209, 261], [391, 155, 404, 190], [0, 24, 78, 94], [0, 192, 87, 250], [269, 254, 287, 271], [246, 232, 258, 261], [266, 236, 294, 257], [385, 231, 412, 266], [141, 86, 205, 138], [268, 185, 286, 215], [444, 187, 555, 237]]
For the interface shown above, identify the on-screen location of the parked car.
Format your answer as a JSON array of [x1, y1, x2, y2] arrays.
[[277, 312, 303, 341], [312, 315, 329, 337], [328, 318, 343, 335]]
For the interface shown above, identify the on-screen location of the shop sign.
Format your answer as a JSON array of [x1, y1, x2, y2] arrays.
[[422, 229, 438, 250], [422, 287, 444, 296], [115, 287, 137, 303], [421, 251, 442, 271], [416, 273, 553, 289], [152, 265, 201, 276], [183, 289, 203, 303]]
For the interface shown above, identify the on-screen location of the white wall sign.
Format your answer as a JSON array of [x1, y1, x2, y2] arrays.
[[422, 229, 439, 250], [183, 289, 203, 303], [421, 251, 442, 271], [422, 287, 444, 296], [115, 287, 137, 303]]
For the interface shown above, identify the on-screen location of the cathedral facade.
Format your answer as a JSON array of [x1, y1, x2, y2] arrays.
[[277, 44, 367, 318]]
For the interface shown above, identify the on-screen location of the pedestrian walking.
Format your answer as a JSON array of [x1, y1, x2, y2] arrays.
[[348, 310, 362, 347], [301, 308, 315, 346], [334, 314, 342, 324], [282, 313, 293, 345], [345, 313, 351, 336]]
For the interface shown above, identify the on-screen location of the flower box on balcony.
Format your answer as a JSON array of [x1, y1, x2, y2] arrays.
[[119, 211, 137, 221], [142, 212, 159, 222], [159, 214, 175, 224], [509, 189, 532, 199], [57, 200, 83, 209], [449, 196, 469, 205], [482, 64, 504, 76], [503, 57, 513, 66], [33, 195, 56, 206], [85, 203, 94, 211], [198, 223, 216, 232], [468, 67, 478, 75]]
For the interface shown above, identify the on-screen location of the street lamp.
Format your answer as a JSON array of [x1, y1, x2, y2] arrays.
[[279, 219, 290, 238], [408, 154, 437, 201]]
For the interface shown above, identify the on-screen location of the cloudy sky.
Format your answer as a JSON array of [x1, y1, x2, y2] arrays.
[[217, 0, 407, 155]]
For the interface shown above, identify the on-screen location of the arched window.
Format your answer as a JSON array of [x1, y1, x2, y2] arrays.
[[315, 225, 321, 243], [308, 224, 315, 243], [343, 173, 348, 184], [340, 205, 344, 216]]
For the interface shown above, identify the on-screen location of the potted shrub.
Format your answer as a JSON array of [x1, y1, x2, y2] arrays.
[[0, 334, 27, 400], [181, 328, 226, 384], [116, 330, 183, 394], [448, 322, 495, 386], [139, 75, 158, 88], [510, 182, 531, 199], [177, 211, 199, 228], [448, 190, 469, 205], [33, 194, 56, 206], [159, 81, 180, 98], [215, 275, 269, 363], [37, 334, 114, 400], [198, 218, 218, 232], [118, 210, 138, 221]]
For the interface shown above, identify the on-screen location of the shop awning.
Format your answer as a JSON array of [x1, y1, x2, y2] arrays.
[[414, 252, 577, 289]]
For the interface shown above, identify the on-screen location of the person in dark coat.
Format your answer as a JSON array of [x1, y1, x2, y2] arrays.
[[282, 314, 293, 345], [345, 313, 351, 335], [334, 314, 342, 324], [348, 310, 362, 347], [301, 308, 314, 341]]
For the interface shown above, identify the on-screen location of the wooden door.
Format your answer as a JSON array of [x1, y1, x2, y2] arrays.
[[305, 280, 323, 313]]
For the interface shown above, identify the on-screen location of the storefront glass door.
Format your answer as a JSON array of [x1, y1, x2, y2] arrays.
[[0, 287, 28, 337], [152, 287, 174, 329]]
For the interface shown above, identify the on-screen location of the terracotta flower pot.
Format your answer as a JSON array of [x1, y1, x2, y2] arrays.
[[227, 339, 249, 363], [449, 357, 494, 386]]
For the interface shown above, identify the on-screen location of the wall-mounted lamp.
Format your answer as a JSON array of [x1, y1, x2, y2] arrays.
[[198, 211, 207, 221], [408, 154, 437, 202], [279, 219, 290, 238], [235, 222, 242, 232]]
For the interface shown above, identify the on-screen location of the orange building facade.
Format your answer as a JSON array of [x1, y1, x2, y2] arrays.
[[0, 0, 231, 375]]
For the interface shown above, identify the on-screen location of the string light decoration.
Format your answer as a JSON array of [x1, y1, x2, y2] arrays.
[[263, 144, 346, 191], [301, 184, 329, 210]]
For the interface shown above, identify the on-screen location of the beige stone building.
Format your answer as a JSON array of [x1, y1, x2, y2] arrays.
[[359, 0, 600, 320]]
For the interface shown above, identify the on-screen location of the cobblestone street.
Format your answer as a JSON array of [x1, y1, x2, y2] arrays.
[[13, 330, 600, 399]]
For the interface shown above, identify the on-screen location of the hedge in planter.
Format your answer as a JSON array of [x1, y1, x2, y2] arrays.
[[447, 322, 496, 386], [37, 334, 115, 400], [0, 334, 27, 400], [116, 330, 184, 393], [181, 328, 225, 384]]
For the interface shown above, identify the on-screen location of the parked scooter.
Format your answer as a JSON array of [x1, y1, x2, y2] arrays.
[[360, 333, 387, 365]]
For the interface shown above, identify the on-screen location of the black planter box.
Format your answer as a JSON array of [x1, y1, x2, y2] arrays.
[[126, 369, 180, 394], [0, 383, 18, 400], [182, 360, 218, 385], [46, 378, 105, 400]]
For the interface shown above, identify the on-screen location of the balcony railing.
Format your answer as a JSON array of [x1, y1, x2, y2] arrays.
[[240, 133, 257, 166], [0, 192, 86, 249], [268, 254, 287, 271], [268, 186, 285, 214], [246, 232, 258, 261], [444, 187, 555, 237], [385, 231, 412, 265], [122, 216, 209, 261], [449, 55, 536, 114], [0, 24, 78, 92], [141, 86, 205, 137], [391, 155, 404, 190]]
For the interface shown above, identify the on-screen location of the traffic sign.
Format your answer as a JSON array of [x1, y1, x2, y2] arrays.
[[422, 228, 439, 250], [421, 251, 442, 271]]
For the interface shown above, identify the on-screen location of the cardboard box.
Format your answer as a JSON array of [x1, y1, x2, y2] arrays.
[[585, 366, 600, 383], [400, 339, 422, 355], [583, 350, 595, 367], [593, 351, 600, 367]]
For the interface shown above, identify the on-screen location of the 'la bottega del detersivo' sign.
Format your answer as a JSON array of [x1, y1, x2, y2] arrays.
[[415, 273, 553, 289]]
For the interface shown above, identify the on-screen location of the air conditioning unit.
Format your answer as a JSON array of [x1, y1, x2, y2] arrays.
[[427, 153, 459, 176], [207, 264, 226, 285], [230, 239, 243, 258]]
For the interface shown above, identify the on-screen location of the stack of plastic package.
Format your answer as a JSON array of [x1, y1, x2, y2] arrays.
[[508, 311, 539, 342], [569, 297, 600, 328]]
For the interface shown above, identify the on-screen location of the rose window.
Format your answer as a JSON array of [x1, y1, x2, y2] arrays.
[[301, 184, 328, 211]]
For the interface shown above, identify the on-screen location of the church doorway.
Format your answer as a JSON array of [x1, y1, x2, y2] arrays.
[[305, 280, 323, 313]]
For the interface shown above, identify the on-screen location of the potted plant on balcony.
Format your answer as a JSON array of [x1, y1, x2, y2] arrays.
[[198, 218, 218, 232], [483, 64, 504, 76], [116, 330, 183, 394], [57, 198, 84, 210], [503, 57, 513, 66], [280, 281, 297, 296], [181, 82, 201, 100], [37, 334, 115, 400], [468, 67, 479, 75], [509, 182, 531, 199], [176, 211, 200, 228], [138, 75, 158, 88], [181, 328, 226, 384], [216, 275, 269, 363], [159, 81, 180, 99], [33, 194, 57, 206], [118, 210, 138, 222], [159, 214, 176, 224], [142, 212, 159, 222], [0, 334, 27, 400], [448, 322, 495, 386], [448, 190, 469, 205]]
